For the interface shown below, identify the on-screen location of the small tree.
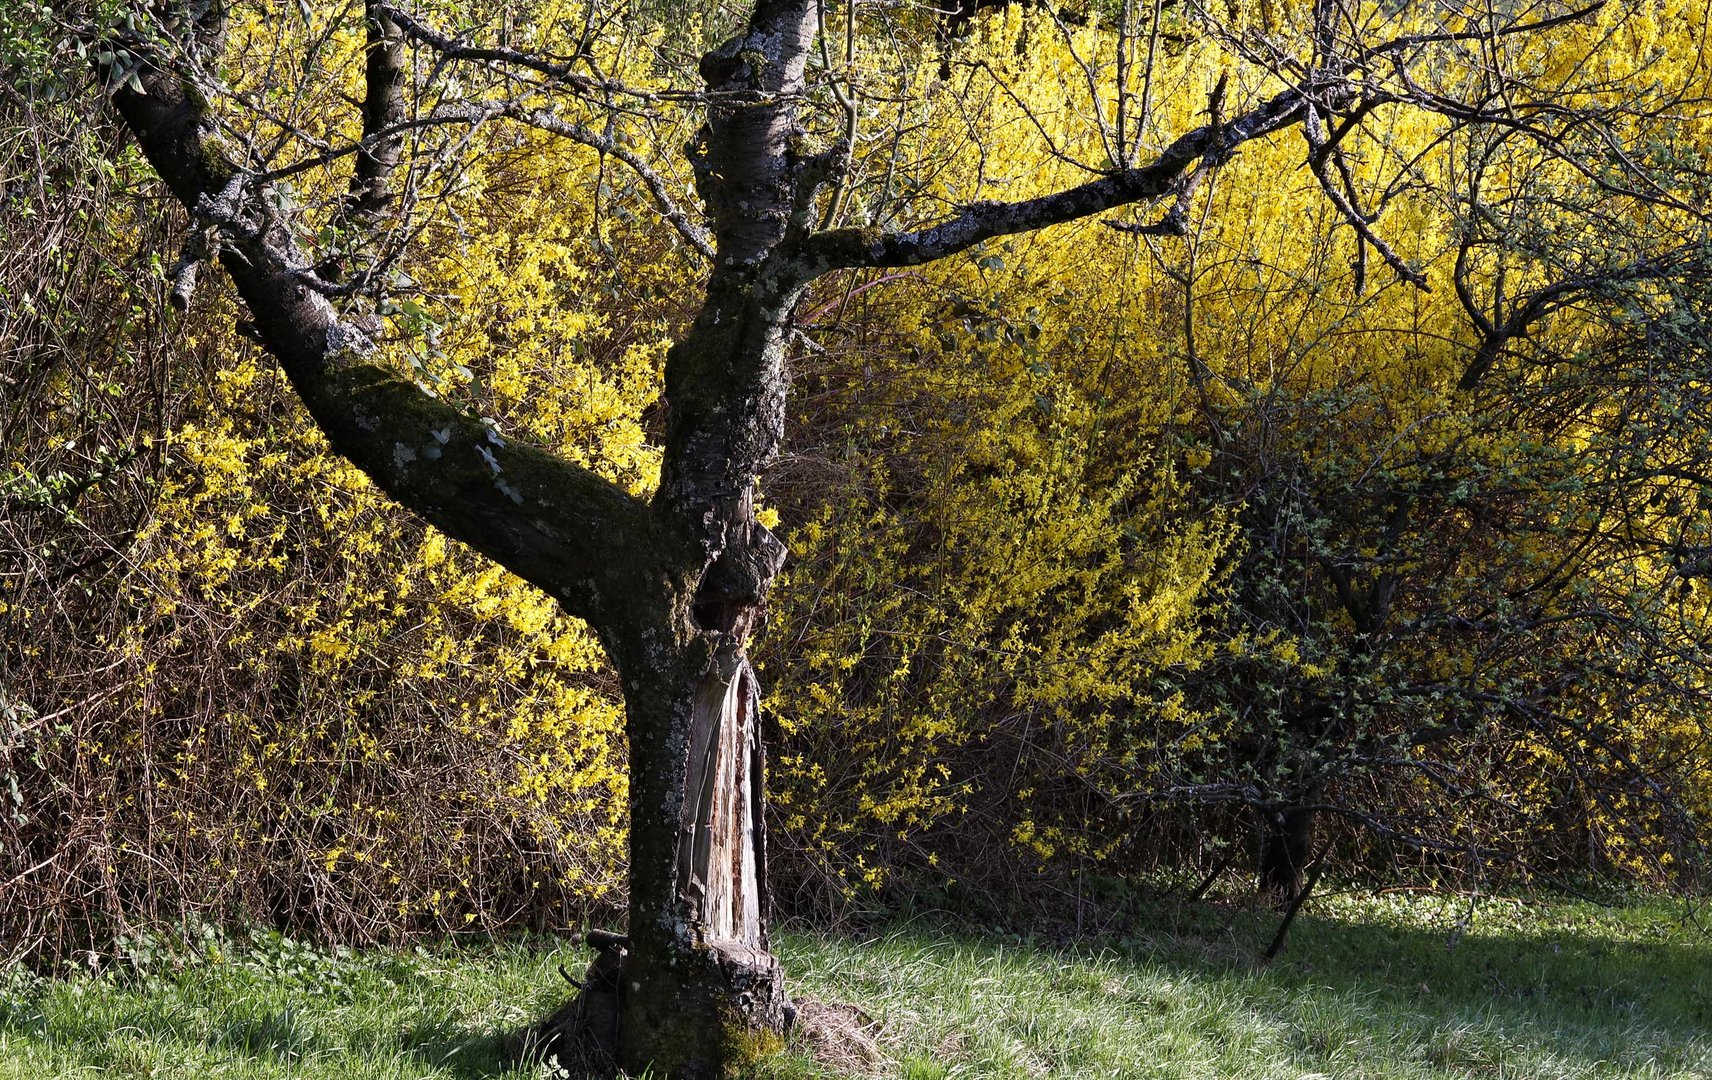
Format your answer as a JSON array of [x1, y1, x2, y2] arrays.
[[1144, 83, 1712, 911], [79, 0, 1704, 1072]]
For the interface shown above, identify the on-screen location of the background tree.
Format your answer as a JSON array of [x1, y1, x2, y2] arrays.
[[1142, 32, 1712, 912]]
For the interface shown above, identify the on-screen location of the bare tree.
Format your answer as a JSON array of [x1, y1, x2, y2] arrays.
[[78, 0, 1695, 1072]]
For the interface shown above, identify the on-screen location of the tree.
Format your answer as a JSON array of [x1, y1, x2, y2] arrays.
[[1141, 52, 1712, 910], [1165, 275, 1712, 911], [76, 0, 1705, 1073]]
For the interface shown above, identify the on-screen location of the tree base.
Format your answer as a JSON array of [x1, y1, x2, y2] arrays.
[[507, 934, 793, 1079], [619, 940, 792, 1079]]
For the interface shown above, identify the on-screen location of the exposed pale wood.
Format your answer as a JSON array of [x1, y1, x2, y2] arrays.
[[679, 656, 764, 946]]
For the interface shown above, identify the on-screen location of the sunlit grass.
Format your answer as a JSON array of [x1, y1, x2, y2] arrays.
[[2, 892, 1707, 1078]]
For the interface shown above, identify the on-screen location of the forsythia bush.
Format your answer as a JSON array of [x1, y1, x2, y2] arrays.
[[7, 1, 1712, 961], [765, 243, 1231, 897], [4, 7, 681, 954], [768, 1, 1712, 900]]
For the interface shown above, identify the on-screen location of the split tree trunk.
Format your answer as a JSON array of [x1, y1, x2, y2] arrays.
[[603, 295, 804, 1073], [595, 4, 822, 1063], [615, 643, 790, 1074]]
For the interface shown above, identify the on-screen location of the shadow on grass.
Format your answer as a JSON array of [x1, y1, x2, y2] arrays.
[[1216, 904, 1710, 1074], [1191, 900, 1711, 1026], [194, 1009, 518, 1078], [394, 1019, 515, 1080]]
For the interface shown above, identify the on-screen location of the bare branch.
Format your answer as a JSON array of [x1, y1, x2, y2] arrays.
[[1358, 0, 1607, 61], [246, 105, 502, 189], [1302, 101, 1427, 289], [509, 107, 715, 261], [797, 83, 1310, 274], [1457, 242, 1712, 390], [376, 2, 695, 103]]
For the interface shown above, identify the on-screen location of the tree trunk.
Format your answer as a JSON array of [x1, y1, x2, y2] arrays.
[[603, 528, 796, 1076], [616, 642, 789, 1076], [1258, 804, 1315, 906], [521, 445, 794, 1077], [593, 267, 802, 1075]]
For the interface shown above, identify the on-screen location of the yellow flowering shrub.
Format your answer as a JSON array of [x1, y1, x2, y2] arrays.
[[7, 0, 1712, 961], [765, 1, 1712, 900], [3, 5, 690, 949], [763, 228, 1234, 896]]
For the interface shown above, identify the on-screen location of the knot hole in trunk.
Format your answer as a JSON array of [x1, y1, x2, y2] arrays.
[[690, 519, 787, 634]]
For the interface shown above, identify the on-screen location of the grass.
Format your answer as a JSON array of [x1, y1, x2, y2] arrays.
[[0, 891, 1707, 1079]]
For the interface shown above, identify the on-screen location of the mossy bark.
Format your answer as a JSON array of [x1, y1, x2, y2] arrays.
[[602, 276, 799, 1076]]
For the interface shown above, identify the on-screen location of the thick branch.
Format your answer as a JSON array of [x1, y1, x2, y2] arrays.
[[693, 0, 820, 264], [101, 39, 652, 627]]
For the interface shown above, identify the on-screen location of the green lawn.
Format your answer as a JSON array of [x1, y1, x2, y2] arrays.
[[1, 891, 1707, 1078]]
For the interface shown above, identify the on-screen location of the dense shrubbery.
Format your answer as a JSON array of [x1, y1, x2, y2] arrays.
[[4, 0, 1712, 964], [1, 104, 630, 959], [766, 4, 1712, 904]]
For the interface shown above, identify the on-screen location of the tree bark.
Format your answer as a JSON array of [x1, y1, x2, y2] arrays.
[[615, 636, 790, 1075], [602, 273, 802, 1075]]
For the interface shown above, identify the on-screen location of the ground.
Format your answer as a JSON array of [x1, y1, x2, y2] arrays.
[[1, 891, 1707, 1079]]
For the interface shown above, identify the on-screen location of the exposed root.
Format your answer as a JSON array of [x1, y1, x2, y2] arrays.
[[504, 931, 629, 1078]]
